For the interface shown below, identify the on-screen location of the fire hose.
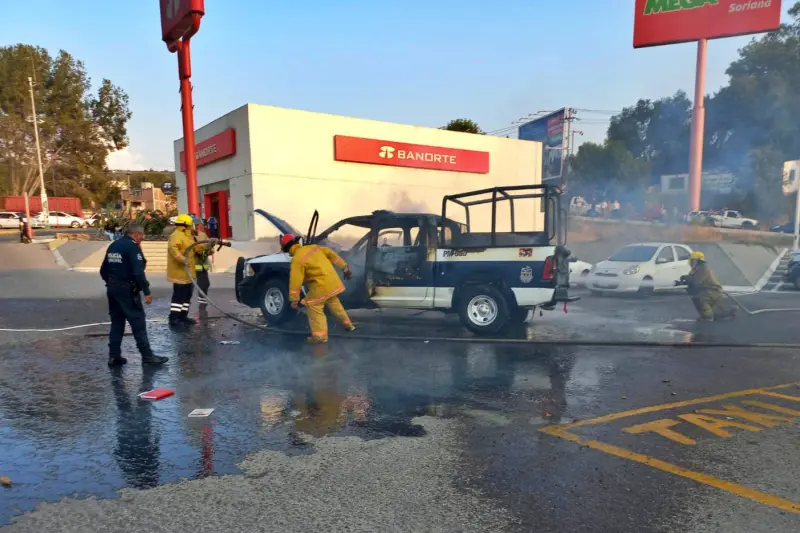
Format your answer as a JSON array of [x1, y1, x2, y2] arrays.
[[183, 240, 800, 349]]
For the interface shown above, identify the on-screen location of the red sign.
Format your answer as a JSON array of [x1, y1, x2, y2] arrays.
[[160, 0, 205, 43], [333, 136, 490, 174], [633, 0, 781, 48], [179, 128, 236, 172]]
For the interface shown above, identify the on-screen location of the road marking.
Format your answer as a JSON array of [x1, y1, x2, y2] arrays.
[[771, 281, 784, 292], [755, 249, 788, 292], [541, 425, 800, 514], [540, 382, 800, 513]]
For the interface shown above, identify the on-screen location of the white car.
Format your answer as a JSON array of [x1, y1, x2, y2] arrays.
[[568, 256, 593, 287], [0, 212, 21, 229], [37, 211, 85, 228], [588, 243, 693, 295]]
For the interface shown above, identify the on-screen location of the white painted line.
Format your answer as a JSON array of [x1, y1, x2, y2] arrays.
[[771, 281, 785, 293], [754, 248, 788, 292], [51, 248, 70, 269]]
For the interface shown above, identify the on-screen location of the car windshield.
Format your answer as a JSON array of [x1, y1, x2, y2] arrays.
[[609, 245, 658, 262]]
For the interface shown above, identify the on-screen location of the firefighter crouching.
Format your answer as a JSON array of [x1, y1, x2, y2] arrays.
[[280, 234, 356, 343], [167, 214, 200, 328], [192, 216, 215, 312], [676, 251, 737, 321]]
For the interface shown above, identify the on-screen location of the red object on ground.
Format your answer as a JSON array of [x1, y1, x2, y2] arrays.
[[1, 196, 81, 214], [138, 388, 175, 400], [179, 128, 236, 171], [333, 135, 490, 174]]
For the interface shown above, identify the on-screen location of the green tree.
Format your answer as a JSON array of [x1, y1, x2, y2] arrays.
[[441, 118, 484, 134], [0, 44, 131, 207], [567, 140, 651, 197]]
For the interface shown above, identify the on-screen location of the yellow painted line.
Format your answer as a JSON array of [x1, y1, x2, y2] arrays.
[[757, 391, 800, 402], [563, 382, 800, 430], [540, 426, 800, 514]]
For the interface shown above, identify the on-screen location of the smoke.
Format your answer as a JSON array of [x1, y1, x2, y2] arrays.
[[388, 191, 428, 213]]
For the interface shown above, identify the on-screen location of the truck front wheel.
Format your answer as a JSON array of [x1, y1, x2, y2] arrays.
[[259, 278, 295, 325], [457, 285, 510, 335]]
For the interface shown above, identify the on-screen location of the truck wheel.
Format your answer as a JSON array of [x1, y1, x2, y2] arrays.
[[70, 221, 80, 228], [458, 285, 510, 335], [742, 221, 755, 230], [259, 278, 294, 325]]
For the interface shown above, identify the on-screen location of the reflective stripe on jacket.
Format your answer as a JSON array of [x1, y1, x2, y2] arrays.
[[288, 244, 348, 304], [167, 226, 197, 284]]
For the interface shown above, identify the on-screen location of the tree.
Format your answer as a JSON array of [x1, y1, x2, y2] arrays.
[[0, 44, 131, 206], [441, 118, 484, 134], [567, 140, 651, 199]]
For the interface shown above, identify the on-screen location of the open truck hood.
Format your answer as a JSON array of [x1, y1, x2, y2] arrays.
[[253, 209, 303, 237]]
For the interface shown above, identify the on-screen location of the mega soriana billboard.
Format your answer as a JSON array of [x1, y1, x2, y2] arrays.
[[633, 0, 782, 48], [333, 136, 490, 174], [518, 109, 565, 182]]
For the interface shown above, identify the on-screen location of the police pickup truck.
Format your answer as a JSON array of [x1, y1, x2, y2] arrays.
[[235, 185, 572, 335]]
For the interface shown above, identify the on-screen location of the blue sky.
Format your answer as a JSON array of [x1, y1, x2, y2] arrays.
[[0, 1, 791, 171]]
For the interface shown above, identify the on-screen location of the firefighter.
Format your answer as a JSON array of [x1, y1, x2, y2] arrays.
[[100, 223, 168, 366], [677, 251, 737, 321], [280, 234, 356, 343], [192, 216, 215, 312], [167, 214, 198, 328]]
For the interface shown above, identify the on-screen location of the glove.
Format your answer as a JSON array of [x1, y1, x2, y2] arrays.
[[290, 301, 299, 310], [343, 265, 353, 280]]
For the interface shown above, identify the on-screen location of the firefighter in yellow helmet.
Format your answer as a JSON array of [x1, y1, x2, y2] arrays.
[[167, 214, 200, 327], [677, 250, 737, 321], [280, 234, 356, 343]]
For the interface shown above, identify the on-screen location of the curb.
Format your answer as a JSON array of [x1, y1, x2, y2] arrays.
[[52, 248, 71, 269]]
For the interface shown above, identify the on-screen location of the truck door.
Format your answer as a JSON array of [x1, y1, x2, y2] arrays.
[[367, 216, 434, 308]]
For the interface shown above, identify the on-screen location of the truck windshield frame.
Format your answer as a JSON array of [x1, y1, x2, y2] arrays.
[[440, 184, 560, 248]]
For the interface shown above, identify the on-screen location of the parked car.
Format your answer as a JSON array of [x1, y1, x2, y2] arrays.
[[20, 214, 44, 228], [0, 211, 21, 229], [770, 222, 795, 234], [684, 210, 710, 224], [708, 210, 759, 230], [40, 211, 86, 228], [235, 185, 574, 335], [587, 243, 693, 295]]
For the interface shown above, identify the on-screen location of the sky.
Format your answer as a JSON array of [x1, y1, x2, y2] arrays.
[[0, 1, 793, 172]]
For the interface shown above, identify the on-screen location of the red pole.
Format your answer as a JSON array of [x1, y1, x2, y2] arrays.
[[177, 39, 200, 217], [688, 38, 707, 212]]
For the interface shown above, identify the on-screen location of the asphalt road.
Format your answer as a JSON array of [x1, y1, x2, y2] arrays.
[[1, 256, 800, 531]]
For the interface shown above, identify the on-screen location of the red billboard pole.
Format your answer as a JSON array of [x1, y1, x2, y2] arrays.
[[160, 0, 205, 217], [688, 39, 707, 212]]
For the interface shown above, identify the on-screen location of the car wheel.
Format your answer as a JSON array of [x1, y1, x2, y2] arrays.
[[580, 269, 590, 287], [742, 222, 755, 230], [638, 276, 655, 296], [457, 284, 510, 335], [259, 278, 294, 325], [70, 221, 80, 228]]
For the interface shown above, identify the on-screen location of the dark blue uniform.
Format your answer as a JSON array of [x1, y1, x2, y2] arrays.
[[100, 236, 156, 362]]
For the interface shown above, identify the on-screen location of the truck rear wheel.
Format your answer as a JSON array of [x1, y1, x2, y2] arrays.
[[458, 285, 510, 335], [259, 278, 295, 325]]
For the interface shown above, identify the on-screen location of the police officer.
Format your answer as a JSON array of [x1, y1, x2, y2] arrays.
[[100, 223, 169, 366]]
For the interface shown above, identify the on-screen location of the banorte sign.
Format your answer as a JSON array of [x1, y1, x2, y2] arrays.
[[334, 136, 490, 174], [179, 128, 236, 172], [633, 0, 781, 48]]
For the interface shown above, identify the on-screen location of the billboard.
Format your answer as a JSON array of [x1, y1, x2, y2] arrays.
[[518, 109, 566, 182], [633, 0, 782, 48]]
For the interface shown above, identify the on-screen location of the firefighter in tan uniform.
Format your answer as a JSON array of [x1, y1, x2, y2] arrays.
[[167, 214, 198, 327], [280, 234, 356, 343], [677, 251, 737, 321]]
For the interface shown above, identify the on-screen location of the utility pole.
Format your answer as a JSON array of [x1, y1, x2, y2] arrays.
[[28, 76, 49, 228]]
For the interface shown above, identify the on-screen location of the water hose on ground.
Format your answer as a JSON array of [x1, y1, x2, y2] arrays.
[[179, 240, 800, 349]]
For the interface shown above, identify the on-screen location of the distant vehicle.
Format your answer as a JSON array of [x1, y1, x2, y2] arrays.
[[784, 262, 800, 290], [35, 211, 85, 228], [83, 213, 101, 228], [19, 214, 44, 229], [568, 256, 593, 287], [0, 211, 21, 229], [587, 243, 693, 295], [684, 210, 711, 224], [770, 222, 795, 234], [708, 210, 759, 230], [786, 250, 800, 273]]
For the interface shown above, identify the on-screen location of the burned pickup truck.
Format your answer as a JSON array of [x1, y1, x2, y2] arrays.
[[235, 185, 572, 335]]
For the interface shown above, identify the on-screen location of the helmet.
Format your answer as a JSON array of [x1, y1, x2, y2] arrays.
[[689, 251, 705, 262], [280, 233, 300, 253], [174, 214, 194, 227]]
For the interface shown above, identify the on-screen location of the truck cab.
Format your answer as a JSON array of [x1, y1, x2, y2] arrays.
[[235, 184, 572, 335]]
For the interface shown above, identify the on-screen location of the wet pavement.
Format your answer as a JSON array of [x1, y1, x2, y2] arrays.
[[2, 284, 800, 531]]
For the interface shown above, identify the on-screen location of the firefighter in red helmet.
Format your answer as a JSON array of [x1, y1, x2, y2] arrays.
[[280, 233, 355, 343]]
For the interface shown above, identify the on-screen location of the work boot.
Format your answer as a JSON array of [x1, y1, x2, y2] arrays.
[[306, 336, 328, 344], [181, 316, 197, 326], [142, 354, 169, 365], [108, 356, 128, 367], [169, 317, 188, 329], [343, 324, 357, 332]]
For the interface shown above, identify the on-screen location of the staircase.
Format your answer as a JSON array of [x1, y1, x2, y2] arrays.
[[140, 241, 168, 273]]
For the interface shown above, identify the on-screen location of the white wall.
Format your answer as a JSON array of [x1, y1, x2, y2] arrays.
[[245, 105, 543, 239], [174, 105, 257, 240]]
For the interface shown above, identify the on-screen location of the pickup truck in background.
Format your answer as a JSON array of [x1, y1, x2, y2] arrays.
[[708, 210, 759, 230]]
